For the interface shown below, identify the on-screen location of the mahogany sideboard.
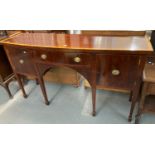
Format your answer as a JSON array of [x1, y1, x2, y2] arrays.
[[0, 32, 153, 121]]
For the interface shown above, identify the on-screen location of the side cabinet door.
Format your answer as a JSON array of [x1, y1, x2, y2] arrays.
[[4, 46, 36, 76], [96, 54, 140, 90]]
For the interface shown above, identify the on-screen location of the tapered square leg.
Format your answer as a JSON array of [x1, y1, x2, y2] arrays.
[[37, 77, 49, 105], [92, 86, 96, 116], [4, 84, 13, 99], [15, 74, 27, 98]]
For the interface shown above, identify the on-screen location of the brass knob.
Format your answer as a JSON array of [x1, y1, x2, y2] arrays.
[[112, 69, 120, 76], [23, 51, 27, 54], [74, 57, 81, 63], [19, 59, 24, 64], [41, 54, 47, 60]]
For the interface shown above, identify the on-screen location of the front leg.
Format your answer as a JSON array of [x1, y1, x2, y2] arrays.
[[37, 76, 49, 105], [92, 85, 96, 116], [15, 74, 27, 98], [4, 83, 13, 99], [128, 81, 141, 122]]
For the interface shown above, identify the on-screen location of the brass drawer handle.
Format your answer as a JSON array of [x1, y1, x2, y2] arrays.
[[74, 57, 81, 63], [23, 51, 27, 54], [41, 54, 47, 60], [19, 59, 24, 64], [112, 69, 120, 76]]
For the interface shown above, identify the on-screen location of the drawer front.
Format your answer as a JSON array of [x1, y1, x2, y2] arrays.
[[5, 46, 36, 75], [34, 50, 92, 67], [96, 55, 140, 90]]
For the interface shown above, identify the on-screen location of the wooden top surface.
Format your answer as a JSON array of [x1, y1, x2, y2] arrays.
[[0, 32, 153, 52]]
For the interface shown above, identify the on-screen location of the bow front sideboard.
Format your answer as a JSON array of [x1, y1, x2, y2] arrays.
[[0, 32, 153, 121]]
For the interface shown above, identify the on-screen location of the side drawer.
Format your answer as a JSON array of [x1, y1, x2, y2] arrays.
[[4, 46, 36, 76]]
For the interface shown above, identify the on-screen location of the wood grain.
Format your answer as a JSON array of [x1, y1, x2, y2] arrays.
[[81, 30, 146, 36], [1, 32, 153, 120], [0, 32, 152, 52]]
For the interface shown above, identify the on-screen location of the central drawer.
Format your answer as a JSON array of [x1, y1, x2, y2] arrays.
[[34, 50, 92, 67]]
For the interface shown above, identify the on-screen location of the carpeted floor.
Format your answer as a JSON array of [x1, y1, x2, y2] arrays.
[[0, 80, 155, 124]]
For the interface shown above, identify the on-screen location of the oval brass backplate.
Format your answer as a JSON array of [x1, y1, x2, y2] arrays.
[[112, 69, 120, 76], [19, 59, 24, 64], [74, 57, 81, 63], [41, 54, 47, 60]]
